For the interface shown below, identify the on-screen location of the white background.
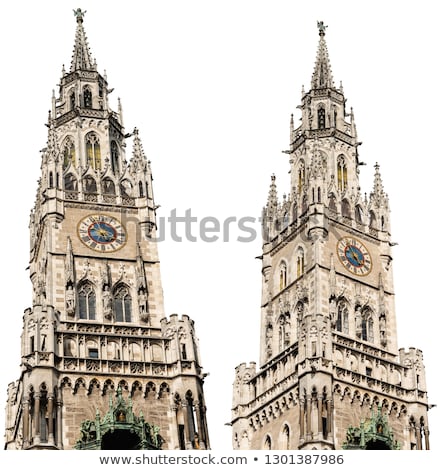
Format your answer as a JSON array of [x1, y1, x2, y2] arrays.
[[0, 0, 442, 458]]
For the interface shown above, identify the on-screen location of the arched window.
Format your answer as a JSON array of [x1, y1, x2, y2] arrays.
[[279, 262, 287, 290], [78, 282, 96, 320], [120, 180, 132, 198], [63, 137, 76, 168], [328, 194, 337, 213], [85, 132, 101, 170], [361, 308, 374, 342], [139, 181, 144, 197], [281, 424, 290, 450], [113, 285, 132, 323], [64, 173, 78, 191], [83, 175, 97, 194], [297, 247, 305, 278], [264, 435, 272, 450], [337, 156, 348, 191], [336, 300, 349, 334], [298, 161, 305, 195], [111, 141, 119, 173], [102, 178, 116, 195], [70, 91, 76, 110], [83, 86, 92, 108], [341, 199, 351, 218], [369, 211, 377, 229], [49, 172, 54, 188], [355, 205, 364, 224], [318, 106, 326, 129]]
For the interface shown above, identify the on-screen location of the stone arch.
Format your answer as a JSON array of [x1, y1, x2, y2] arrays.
[[263, 434, 272, 450], [280, 422, 291, 450], [74, 377, 86, 395]]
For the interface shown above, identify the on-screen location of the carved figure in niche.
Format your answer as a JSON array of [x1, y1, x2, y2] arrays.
[[103, 285, 112, 320], [355, 306, 362, 336], [138, 288, 149, 322], [66, 283, 75, 317]]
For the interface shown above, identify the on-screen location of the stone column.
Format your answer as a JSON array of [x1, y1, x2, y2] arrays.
[[182, 402, 193, 450], [306, 398, 312, 439], [56, 392, 63, 449], [194, 402, 206, 449], [34, 393, 41, 444], [416, 426, 422, 450], [299, 399, 305, 440], [424, 427, 430, 450], [317, 398, 323, 438], [22, 396, 30, 448], [47, 394, 55, 445], [326, 399, 333, 436]]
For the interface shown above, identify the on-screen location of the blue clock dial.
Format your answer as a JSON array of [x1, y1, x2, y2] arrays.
[[337, 237, 372, 276], [344, 245, 365, 267], [88, 222, 117, 244], [77, 215, 126, 252]]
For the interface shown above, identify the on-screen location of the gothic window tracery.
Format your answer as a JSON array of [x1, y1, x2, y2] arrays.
[[337, 155, 348, 191], [78, 282, 96, 320], [113, 284, 132, 323], [318, 106, 326, 129], [85, 132, 101, 170], [361, 308, 374, 342], [336, 300, 349, 334], [83, 86, 92, 108]]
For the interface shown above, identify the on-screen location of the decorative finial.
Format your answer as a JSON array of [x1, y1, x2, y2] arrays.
[[317, 20, 328, 36], [73, 8, 86, 23]]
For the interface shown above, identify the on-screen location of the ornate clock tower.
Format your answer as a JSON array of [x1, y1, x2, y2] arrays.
[[4, 10, 210, 450], [231, 22, 430, 450]]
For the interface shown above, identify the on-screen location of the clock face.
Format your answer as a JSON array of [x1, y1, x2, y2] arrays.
[[337, 237, 372, 276], [77, 214, 126, 252]]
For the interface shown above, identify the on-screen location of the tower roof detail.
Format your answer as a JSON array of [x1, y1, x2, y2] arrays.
[[70, 8, 96, 72], [311, 21, 335, 90]]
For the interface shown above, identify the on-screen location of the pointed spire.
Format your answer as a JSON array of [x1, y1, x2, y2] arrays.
[[311, 21, 335, 90], [371, 162, 385, 202], [268, 174, 278, 206], [129, 128, 148, 172], [70, 8, 95, 73]]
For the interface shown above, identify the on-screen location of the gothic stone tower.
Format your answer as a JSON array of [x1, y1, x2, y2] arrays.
[[4, 10, 210, 450], [231, 23, 430, 451]]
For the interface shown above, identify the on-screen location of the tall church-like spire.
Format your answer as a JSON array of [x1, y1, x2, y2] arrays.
[[5, 10, 211, 451], [232, 21, 430, 452], [311, 21, 335, 90], [70, 8, 95, 72]]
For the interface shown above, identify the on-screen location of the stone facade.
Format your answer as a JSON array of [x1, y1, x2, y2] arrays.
[[231, 22, 430, 450], [4, 10, 210, 450]]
